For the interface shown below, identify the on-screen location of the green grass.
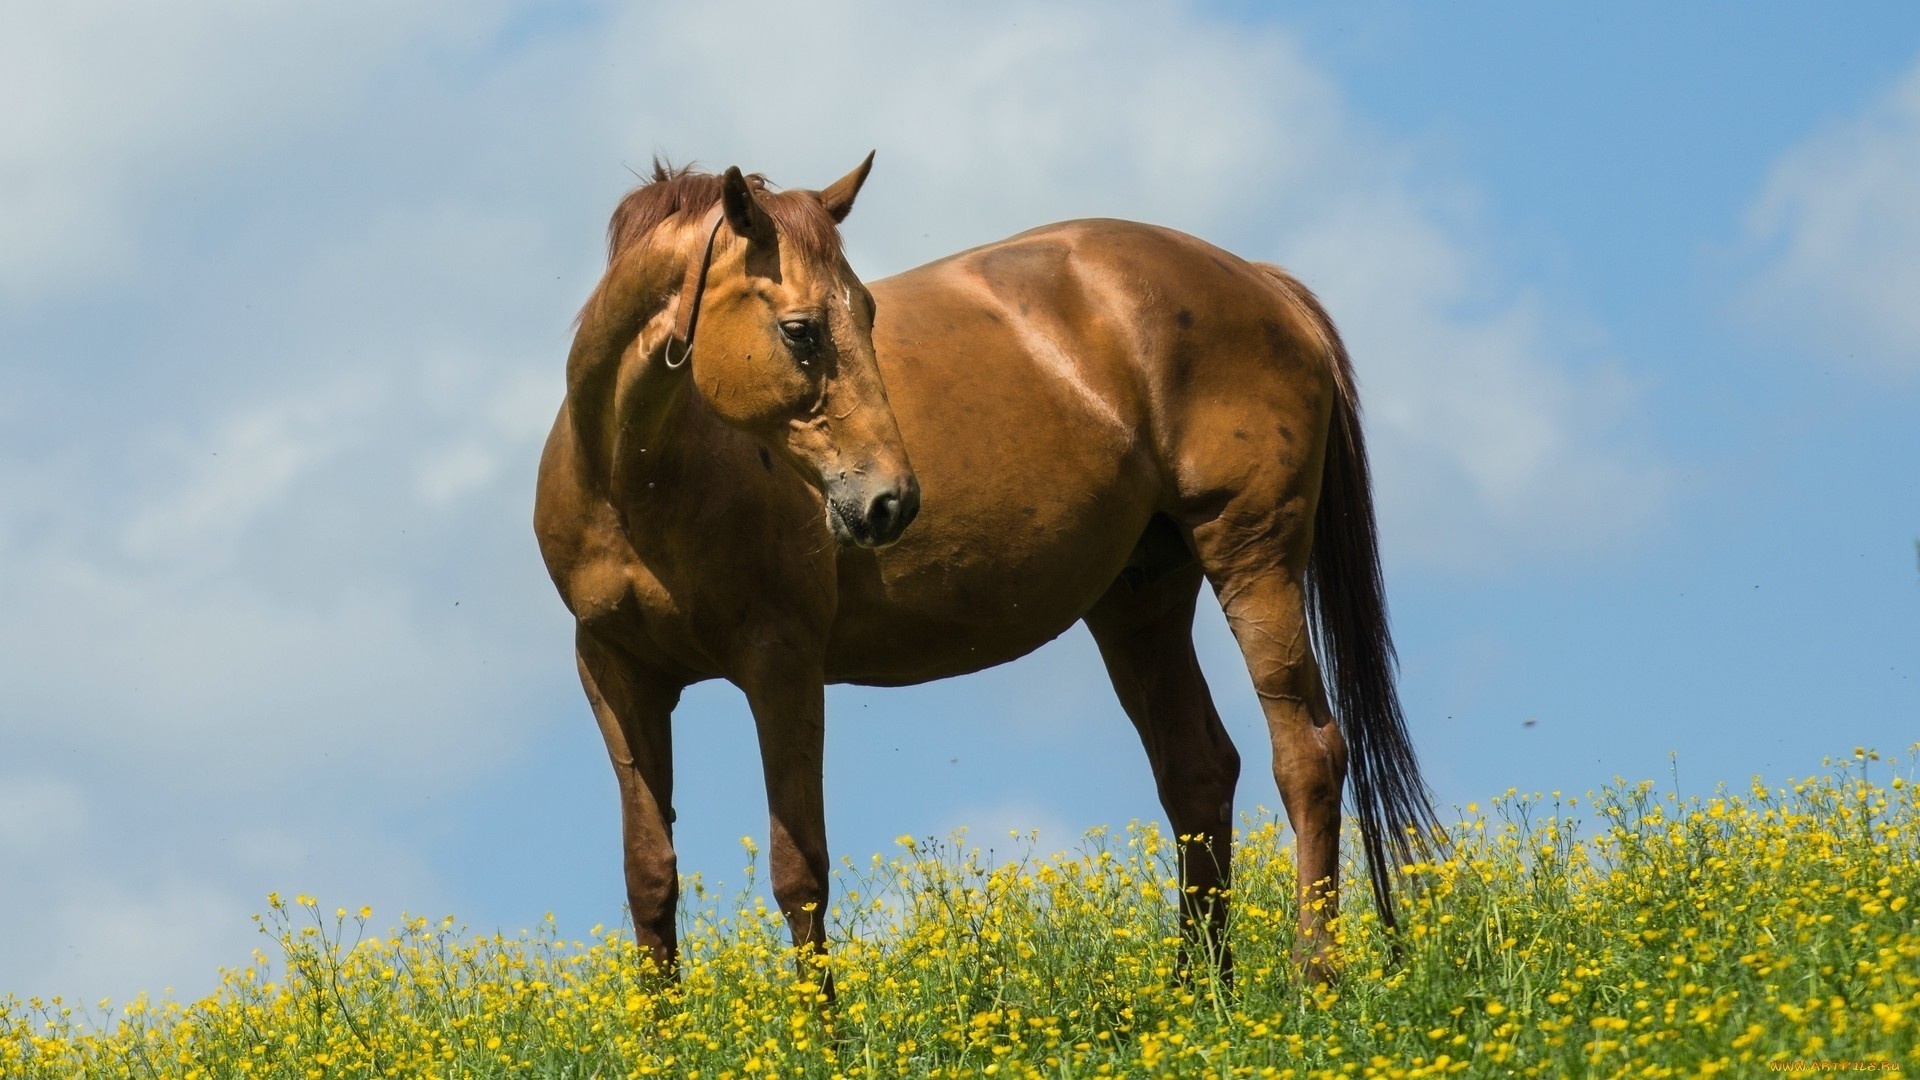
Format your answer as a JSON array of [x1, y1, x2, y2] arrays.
[[4, 749, 1917, 1078]]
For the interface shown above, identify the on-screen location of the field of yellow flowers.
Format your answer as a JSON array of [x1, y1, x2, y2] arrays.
[[4, 749, 1916, 1079]]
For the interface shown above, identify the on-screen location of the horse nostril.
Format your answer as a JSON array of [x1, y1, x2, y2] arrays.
[[865, 480, 920, 545], [868, 492, 900, 534]]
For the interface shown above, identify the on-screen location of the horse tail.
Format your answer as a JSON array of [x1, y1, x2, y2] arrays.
[[1255, 263, 1445, 936]]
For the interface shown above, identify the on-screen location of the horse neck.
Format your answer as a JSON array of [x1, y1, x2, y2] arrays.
[[565, 233, 699, 500], [605, 375, 705, 510]]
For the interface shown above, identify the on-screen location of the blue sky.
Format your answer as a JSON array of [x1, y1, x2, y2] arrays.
[[1, 2, 1915, 1003]]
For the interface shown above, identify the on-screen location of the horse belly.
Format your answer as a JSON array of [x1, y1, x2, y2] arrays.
[[824, 495, 1147, 686]]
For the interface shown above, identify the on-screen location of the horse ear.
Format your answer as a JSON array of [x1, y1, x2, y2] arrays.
[[720, 166, 772, 245], [817, 150, 875, 224]]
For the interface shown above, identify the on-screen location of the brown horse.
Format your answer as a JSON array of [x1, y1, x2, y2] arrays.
[[534, 154, 1441, 987]]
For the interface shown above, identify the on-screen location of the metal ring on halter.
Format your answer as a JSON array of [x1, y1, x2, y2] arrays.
[[661, 206, 729, 373]]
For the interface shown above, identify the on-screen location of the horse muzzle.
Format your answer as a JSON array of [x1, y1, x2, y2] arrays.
[[827, 475, 921, 549]]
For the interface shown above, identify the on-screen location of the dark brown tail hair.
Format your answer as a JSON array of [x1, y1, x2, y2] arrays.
[[1257, 264, 1446, 935]]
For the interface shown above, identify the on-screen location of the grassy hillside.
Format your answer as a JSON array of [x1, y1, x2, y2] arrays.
[[5, 749, 1916, 1078]]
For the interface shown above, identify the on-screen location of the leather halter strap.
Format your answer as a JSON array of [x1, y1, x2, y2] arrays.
[[662, 204, 730, 370]]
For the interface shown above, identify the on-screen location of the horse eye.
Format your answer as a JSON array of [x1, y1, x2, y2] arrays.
[[780, 319, 817, 348]]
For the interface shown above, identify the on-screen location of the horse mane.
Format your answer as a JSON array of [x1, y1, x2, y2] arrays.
[[604, 159, 845, 266]]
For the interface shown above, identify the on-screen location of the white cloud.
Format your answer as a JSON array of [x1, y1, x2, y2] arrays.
[[40, 877, 253, 1005], [0, 2, 571, 1004], [0, 775, 89, 857], [0, 1, 514, 300], [935, 802, 1083, 861], [1286, 199, 1658, 559], [415, 441, 501, 505], [0, 822, 451, 1004], [1747, 54, 1920, 374], [121, 383, 375, 562]]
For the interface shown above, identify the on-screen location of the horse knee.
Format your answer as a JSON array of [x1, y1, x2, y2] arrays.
[[1271, 710, 1345, 813], [626, 847, 679, 925], [1276, 731, 1344, 790], [1160, 741, 1241, 836], [769, 844, 829, 910], [1218, 739, 1243, 795], [1201, 743, 1243, 826]]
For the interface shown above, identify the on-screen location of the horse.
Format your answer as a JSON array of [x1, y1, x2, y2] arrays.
[[534, 154, 1442, 990]]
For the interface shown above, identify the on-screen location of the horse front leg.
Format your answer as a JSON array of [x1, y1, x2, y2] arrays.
[[738, 647, 835, 998], [576, 626, 685, 975]]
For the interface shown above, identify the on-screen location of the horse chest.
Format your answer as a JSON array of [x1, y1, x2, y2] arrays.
[[575, 538, 833, 679]]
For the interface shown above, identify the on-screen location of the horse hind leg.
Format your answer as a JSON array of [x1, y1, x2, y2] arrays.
[[1084, 559, 1242, 984], [1185, 502, 1347, 984]]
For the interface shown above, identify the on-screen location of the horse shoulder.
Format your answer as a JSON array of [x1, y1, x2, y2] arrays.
[[534, 407, 673, 632]]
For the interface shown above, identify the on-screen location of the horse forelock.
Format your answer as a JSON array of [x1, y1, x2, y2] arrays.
[[605, 159, 845, 268]]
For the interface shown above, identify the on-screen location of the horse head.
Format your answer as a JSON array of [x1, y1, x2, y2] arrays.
[[582, 154, 918, 549]]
